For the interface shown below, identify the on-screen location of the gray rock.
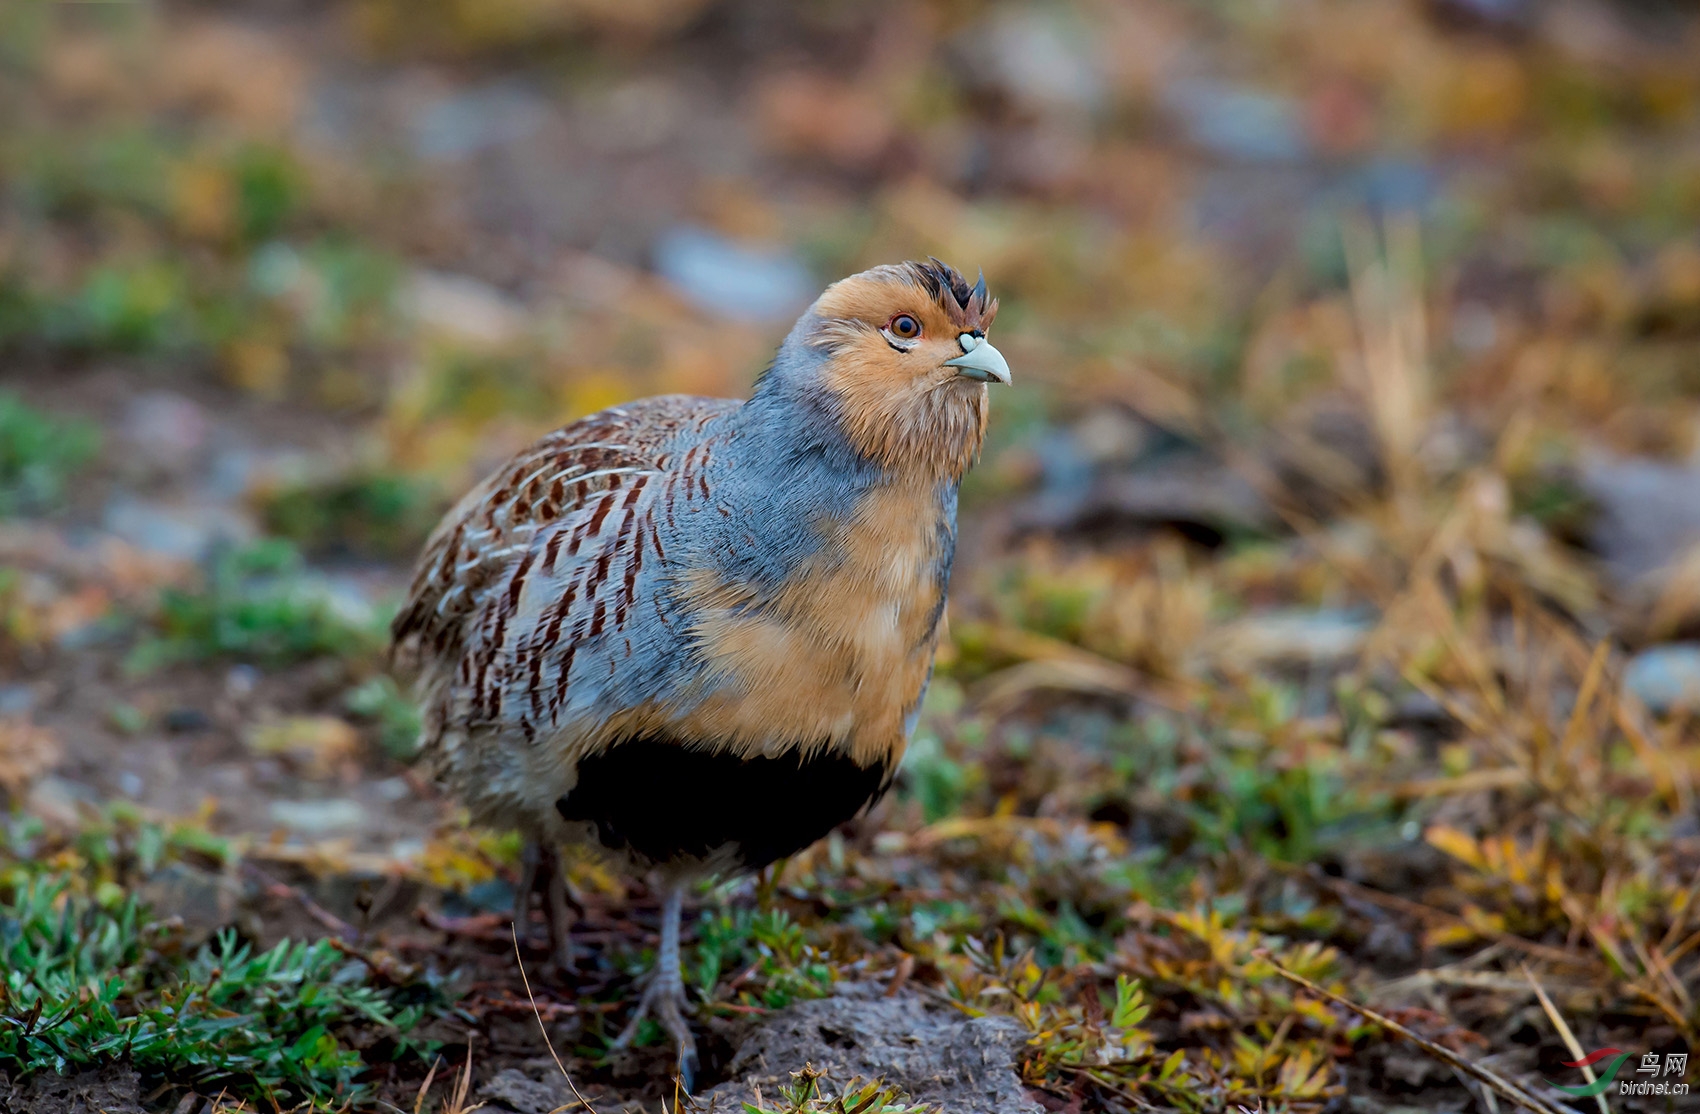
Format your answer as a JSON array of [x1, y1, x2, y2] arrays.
[[1624, 644, 1700, 713], [1164, 79, 1307, 164], [653, 226, 814, 322], [404, 270, 531, 349], [1580, 450, 1700, 584], [968, 6, 1106, 118], [1018, 451, 1276, 536], [702, 984, 1040, 1114], [0, 685, 34, 716], [102, 495, 254, 562], [121, 390, 209, 477], [1210, 608, 1375, 668], [133, 862, 241, 935], [480, 1067, 584, 1114], [268, 798, 367, 833], [410, 83, 549, 162]]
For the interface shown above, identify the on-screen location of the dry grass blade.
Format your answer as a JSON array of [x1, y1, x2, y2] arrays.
[[1261, 955, 1571, 1114], [1555, 640, 1610, 775], [1520, 964, 1607, 1114], [511, 925, 598, 1114], [414, 1057, 441, 1114]]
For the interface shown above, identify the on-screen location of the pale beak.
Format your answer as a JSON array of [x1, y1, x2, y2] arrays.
[[945, 334, 1012, 385]]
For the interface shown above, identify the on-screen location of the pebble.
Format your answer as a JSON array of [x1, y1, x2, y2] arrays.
[[1212, 609, 1375, 668], [121, 391, 209, 476], [1165, 79, 1308, 163], [971, 5, 1106, 117], [1580, 449, 1700, 585], [1624, 644, 1700, 714], [652, 225, 814, 321], [102, 495, 255, 562], [403, 270, 531, 349], [268, 798, 367, 833], [0, 685, 35, 716], [409, 83, 548, 162]]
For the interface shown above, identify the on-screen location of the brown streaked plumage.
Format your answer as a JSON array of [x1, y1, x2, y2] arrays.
[[391, 258, 1008, 1090]]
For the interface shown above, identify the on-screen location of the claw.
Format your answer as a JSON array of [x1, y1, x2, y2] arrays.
[[613, 879, 697, 1092], [613, 972, 698, 1089]]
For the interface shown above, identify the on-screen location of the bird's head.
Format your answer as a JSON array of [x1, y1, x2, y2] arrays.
[[767, 258, 1006, 483]]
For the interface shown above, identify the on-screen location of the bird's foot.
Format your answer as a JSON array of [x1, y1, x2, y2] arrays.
[[613, 973, 698, 1093], [515, 842, 579, 977]]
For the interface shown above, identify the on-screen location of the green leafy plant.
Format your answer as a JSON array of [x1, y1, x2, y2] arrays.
[[0, 393, 99, 517], [128, 538, 387, 671], [733, 1065, 937, 1114], [261, 470, 446, 561], [693, 907, 834, 1012], [0, 878, 442, 1105], [344, 675, 424, 760]]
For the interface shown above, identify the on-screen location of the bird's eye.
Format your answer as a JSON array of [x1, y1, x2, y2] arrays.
[[888, 314, 921, 340]]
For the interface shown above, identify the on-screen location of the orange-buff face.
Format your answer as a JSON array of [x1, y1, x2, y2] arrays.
[[803, 259, 1007, 482]]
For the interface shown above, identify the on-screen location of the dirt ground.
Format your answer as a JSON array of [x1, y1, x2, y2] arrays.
[[8, 0, 1700, 1111]]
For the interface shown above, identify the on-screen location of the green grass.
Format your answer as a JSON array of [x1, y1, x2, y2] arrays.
[[344, 675, 424, 760], [0, 392, 99, 517], [0, 878, 442, 1106], [261, 470, 446, 561], [738, 1067, 937, 1114], [692, 907, 835, 1012], [128, 538, 388, 672]]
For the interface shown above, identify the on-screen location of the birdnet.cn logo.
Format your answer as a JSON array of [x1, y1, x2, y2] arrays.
[[1546, 1048, 1689, 1101]]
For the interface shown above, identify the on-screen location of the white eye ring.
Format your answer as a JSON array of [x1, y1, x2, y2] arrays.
[[881, 324, 921, 350]]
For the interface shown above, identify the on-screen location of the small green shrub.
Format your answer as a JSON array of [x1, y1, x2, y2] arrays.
[[0, 393, 99, 517], [128, 539, 387, 671], [0, 878, 440, 1105], [261, 470, 445, 561], [344, 675, 423, 760]]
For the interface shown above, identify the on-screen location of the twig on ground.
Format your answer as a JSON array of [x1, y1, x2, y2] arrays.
[[1521, 964, 1609, 1114], [243, 862, 359, 939], [1261, 954, 1571, 1114], [511, 924, 599, 1114]]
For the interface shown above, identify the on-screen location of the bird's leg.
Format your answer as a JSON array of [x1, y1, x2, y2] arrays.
[[515, 842, 578, 975], [514, 841, 542, 936], [543, 849, 577, 973], [614, 879, 698, 1092]]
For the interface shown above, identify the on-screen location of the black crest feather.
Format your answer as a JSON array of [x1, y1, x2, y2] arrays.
[[903, 258, 995, 329]]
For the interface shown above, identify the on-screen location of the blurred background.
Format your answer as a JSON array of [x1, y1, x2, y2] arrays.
[[5, 0, 1700, 1109]]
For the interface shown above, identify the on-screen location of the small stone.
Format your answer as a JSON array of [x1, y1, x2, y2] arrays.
[[704, 984, 1039, 1114], [268, 798, 366, 833], [479, 1068, 581, 1114], [0, 685, 34, 716], [102, 495, 255, 563], [23, 775, 92, 829], [121, 391, 208, 477], [164, 707, 212, 734], [653, 225, 814, 322], [1580, 450, 1700, 585], [1211, 609, 1375, 669], [1164, 79, 1308, 163], [1624, 644, 1700, 714], [133, 863, 238, 935], [403, 271, 531, 349]]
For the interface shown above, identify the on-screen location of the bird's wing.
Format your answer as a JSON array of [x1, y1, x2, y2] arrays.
[[390, 394, 738, 674]]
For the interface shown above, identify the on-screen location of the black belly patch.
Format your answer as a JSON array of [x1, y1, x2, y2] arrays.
[[555, 738, 891, 871]]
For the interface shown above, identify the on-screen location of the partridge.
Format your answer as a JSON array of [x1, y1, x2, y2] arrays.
[[392, 259, 1008, 1088]]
